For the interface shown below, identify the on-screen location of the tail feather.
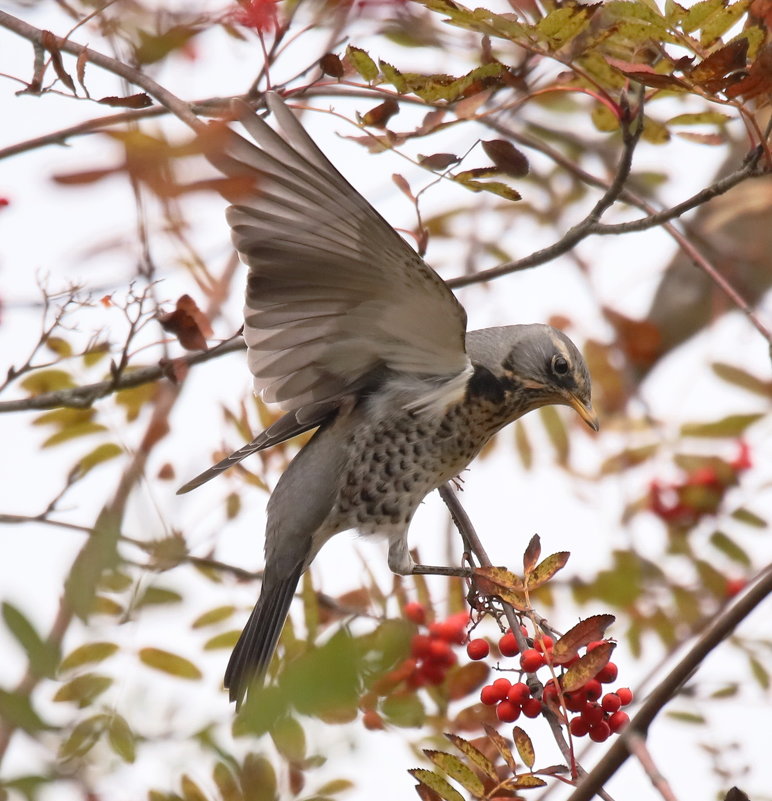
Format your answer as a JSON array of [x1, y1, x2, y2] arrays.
[[224, 564, 303, 708]]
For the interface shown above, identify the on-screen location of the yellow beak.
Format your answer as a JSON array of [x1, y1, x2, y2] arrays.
[[568, 394, 599, 432]]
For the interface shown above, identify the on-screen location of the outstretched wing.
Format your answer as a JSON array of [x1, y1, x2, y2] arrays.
[[218, 93, 470, 412]]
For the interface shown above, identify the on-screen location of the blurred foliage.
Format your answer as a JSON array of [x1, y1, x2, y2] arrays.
[[1, 0, 771, 799]]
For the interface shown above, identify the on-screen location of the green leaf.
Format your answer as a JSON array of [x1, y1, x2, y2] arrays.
[[0, 689, 47, 733], [270, 716, 306, 762], [345, 45, 379, 81], [107, 713, 136, 763], [45, 337, 73, 357], [21, 369, 75, 394], [115, 381, 157, 422], [75, 443, 123, 476], [379, 60, 407, 93], [540, 405, 569, 465], [453, 175, 521, 201], [667, 111, 732, 125], [408, 769, 464, 801], [749, 656, 770, 689], [203, 630, 240, 650], [424, 750, 484, 795], [64, 506, 121, 620], [513, 726, 536, 769], [53, 673, 113, 706], [180, 775, 208, 801], [83, 343, 110, 367], [444, 733, 498, 780], [58, 715, 107, 761], [711, 362, 772, 397], [59, 642, 119, 673], [2, 602, 60, 679], [43, 421, 107, 448], [382, 692, 426, 728], [536, 5, 596, 49], [681, 413, 762, 438], [709, 531, 751, 566], [241, 753, 278, 799], [136, 586, 183, 608], [514, 421, 533, 469], [666, 710, 706, 724], [139, 648, 202, 680], [212, 762, 241, 801], [731, 507, 766, 528], [192, 605, 236, 628], [699, 0, 751, 45]]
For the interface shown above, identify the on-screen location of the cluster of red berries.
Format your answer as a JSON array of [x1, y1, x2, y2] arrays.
[[649, 441, 752, 526], [471, 630, 633, 741], [403, 602, 469, 688]]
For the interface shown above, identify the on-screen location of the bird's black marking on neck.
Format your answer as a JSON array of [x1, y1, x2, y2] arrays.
[[466, 364, 506, 404]]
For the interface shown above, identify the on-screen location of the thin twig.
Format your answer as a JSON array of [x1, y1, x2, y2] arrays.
[[626, 732, 680, 801]]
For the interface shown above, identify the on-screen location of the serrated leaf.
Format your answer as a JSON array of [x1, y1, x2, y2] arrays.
[[53, 673, 112, 706], [503, 774, 547, 789], [192, 605, 236, 628], [21, 368, 76, 394], [681, 414, 762, 438], [523, 534, 541, 574], [424, 751, 485, 795], [59, 642, 119, 673], [107, 713, 136, 763], [203, 630, 241, 650], [2, 602, 60, 679], [552, 615, 615, 664], [711, 362, 772, 396], [379, 60, 408, 92], [562, 642, 615, 692], [345, 45, 378, 81], [527, 551, 570, 590], [444, 733, 497, 780], [453, 177, 521, 201], [139, 648, 202, 679], [512, 725, 535, 769], [473, 566, 528, 609], [482, 724, 516, 770], [408, 769, 464, 801]]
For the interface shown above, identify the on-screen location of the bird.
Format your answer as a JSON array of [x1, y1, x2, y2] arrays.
[[179, 93, 599, 707]]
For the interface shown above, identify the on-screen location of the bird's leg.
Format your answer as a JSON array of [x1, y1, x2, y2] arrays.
[[387, 534, 472, 578]]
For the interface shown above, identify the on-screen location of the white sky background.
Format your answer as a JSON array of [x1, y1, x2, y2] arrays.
[[1, 1, 771, 799]]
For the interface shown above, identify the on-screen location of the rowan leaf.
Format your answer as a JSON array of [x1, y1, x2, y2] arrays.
[[59, 642, 119, 673], [512, 725, 535, 769], [552, 615, 615, 664], [53, 673, 113, 706], [444, 732, 498, 780], [2, 602, 60, 678], [562, 641, 615, 692], [473, 566, 528, 610], [681, 414, 763, 438], [482, 723, 516, 770], [139, 648, 202, 679], [408, 769, 464, 801], [424, 751, 485, 795], [523, 534, 541, 574], [192, 605, 236, 628], [345, 45, 379, 81], [107, 714, 136, 763], [527, 551, 570, 590]]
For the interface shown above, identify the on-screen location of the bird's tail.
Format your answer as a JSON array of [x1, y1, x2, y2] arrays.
[[224, 564, 303, 708]]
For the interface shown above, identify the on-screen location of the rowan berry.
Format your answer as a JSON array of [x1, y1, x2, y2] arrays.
[[585, 679, 602, 701], [499, 631, 520, 657], [429, 638, 455, 665], [608, 710, 630, 733], [467, 638, 490, 660], [421, 663, 446, 685], [582, 705, 604, 727], [496, 700, 521, 722], [534, 635, 554, 653], [522, 698, 542, 718], [520, 649, 545, 673], [410, 634, 431, 659], [404, 602, 426, 625], [564, 690, 588, 713], [507, 682, 530, 705], [569, 717, 589, 737], [589, 721, 611, 742], [596, 662, 618, 683], [616, 687, 634, 706], [601, 693, 622, 713], [586, 640, 606, 651], [492, 677, 512, 696], [362, 709, 384, 730]]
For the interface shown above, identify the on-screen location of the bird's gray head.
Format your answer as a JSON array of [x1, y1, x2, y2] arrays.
[[465, 324, 598, 430]]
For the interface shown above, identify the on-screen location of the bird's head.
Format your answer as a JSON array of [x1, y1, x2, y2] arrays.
[[465, 324, 599, 431]]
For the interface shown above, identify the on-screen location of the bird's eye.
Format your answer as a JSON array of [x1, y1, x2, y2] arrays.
[[552, 355, 569, 376]]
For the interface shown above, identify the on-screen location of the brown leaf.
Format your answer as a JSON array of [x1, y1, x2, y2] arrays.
[[158, 295, 212, 351], [319, 53, 344, 78], [418, 153, 460, 171], [392, 173, 415, 201], [98, 93, 153, 109], [562, 641, 615, 692], [512, 726, 535, 769], [416, 109, 446, 135], [76, 47, 88, 94], [482, 724, 516, 771], [522, 534, 541, 574], [455, 89, 492, 119], [482, 140, 529, 177], [42, 30, 75, 92], [725, 44, 772, 100], [526, 551, 569, 590], [447, 661, 490, 701], [52, 167, 119, 186], [361, 98, 400, 128], [552, 614, 615, 664], [688, 38, 749, 84], [473, 566, 528, 610]]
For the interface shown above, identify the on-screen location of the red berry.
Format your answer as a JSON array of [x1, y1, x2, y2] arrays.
[[406, 670, 426, 689], [596, 662, 618, 683], [520, 649, 545, 673], [507, 682, 530, 705], [534, 635, 554, 653], [362, 709, 384, 730], [616, 687, 634, 706], [492, 677, 512, 696], [586, 640, 606, 651], [608, 710, 630, 733], [404, 602, 426, 625], [411, 634, 431, 659], [480, 684, 500, 705], [589, 721, 611, 742], [601, 693, 622, 713], [582, 704, 604, 727], [421, 663, 446, 685], [564, 690, 588, 713], [585, 679, 602, 701], [430, 615, 467, 645], [429, 638, 455, 665], [522, 698, 542, 718], [731, 440, 752, 471], [498, 631, 520, 657], [467, 638, 490, 661], [569, 717, 589, 737], [724, 578, 746, 598], [542, 680, 560, 704], [496, 700, 521, 722]]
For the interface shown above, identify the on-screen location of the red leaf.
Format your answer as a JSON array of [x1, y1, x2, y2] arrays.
[[158, 295, 212, 351], [482, 140, 529, 177], [362, 99, 400, 128], [42, 30, 75, 92], [319, 53, 344, 78], [98, 93, 153, 109]]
